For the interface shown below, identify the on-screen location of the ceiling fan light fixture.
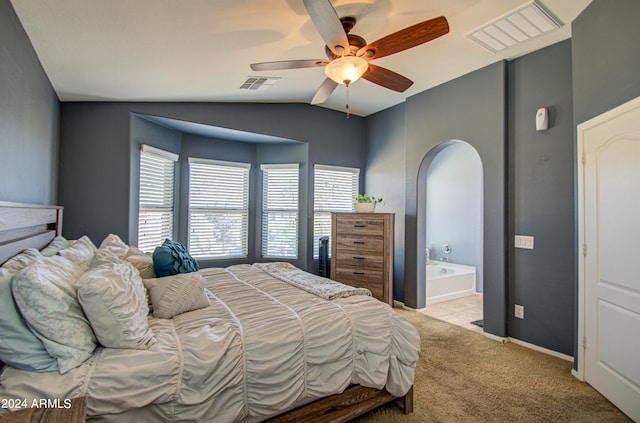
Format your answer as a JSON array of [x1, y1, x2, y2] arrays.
[[324, 56, 368, 85]]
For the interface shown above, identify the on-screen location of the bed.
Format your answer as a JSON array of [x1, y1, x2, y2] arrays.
[[0, 202, 419, 422]]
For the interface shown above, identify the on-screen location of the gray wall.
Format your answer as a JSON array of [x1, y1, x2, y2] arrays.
[[59, 102, 365, 273], [572, 0, 640, 126], [404, 62, 507, 337], [0, 0, 59, 205], [364, 103, 407, 301], [507, 40, 574, 356]]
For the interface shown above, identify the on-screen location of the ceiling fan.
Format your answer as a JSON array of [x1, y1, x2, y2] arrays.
[[250, 0, 450, 107]]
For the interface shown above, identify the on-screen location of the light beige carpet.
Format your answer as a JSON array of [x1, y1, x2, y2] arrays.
[[354, 307, 632, 423]]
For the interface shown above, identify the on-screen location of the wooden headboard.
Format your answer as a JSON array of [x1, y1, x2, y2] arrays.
[[0, 202, 63, 265]]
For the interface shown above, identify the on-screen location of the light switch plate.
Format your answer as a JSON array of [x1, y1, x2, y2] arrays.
[[515, 235, 534, 249]]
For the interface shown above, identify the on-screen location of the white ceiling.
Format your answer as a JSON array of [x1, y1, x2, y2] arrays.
[[11, 0, 591, 117]]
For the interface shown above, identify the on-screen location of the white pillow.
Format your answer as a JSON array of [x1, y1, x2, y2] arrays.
[[77, 261, 156, 350], [41, 236, 70, 257], [58, 236, 97, 270], [126, 246, 156, 279], [90, 234, 130, 268], [0, 268, 58, 372], [11, 255, 96, 373], [1, 248, 42, 273], [98, 234, 129, 259]]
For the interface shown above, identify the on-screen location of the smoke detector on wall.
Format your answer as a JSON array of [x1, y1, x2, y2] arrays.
[[466, 0, 562, 53]]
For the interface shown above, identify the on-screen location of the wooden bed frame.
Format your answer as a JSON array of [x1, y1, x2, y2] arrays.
[[0, 202, 413, 422]]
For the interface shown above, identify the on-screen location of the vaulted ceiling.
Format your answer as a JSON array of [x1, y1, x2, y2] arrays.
[[11, 0, 591, 116]]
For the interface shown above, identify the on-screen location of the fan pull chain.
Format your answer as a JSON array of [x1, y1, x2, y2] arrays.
[[345, 81, 351, 119]]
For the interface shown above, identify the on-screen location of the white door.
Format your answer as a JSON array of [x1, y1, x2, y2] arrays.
[[578, 96, 640, 422]]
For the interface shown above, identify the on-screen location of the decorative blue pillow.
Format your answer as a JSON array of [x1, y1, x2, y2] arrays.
[[152, 239, 199, 277]]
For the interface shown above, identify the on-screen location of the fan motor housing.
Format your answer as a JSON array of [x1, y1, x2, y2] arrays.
[[325, 17, 368, 59]]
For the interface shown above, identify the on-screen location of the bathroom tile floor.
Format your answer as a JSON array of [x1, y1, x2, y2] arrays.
[[419, 294, 483, 333]]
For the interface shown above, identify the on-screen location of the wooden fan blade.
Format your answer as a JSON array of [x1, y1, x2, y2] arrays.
[[251, 59, 328, 71], [311, 78, 339, 104], [362, 64, 413, 92], [303, 0, 349, 57], [357, 16, 449, 61]]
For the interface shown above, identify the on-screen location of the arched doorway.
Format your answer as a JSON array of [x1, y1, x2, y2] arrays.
[[416, 141, 484, 324]]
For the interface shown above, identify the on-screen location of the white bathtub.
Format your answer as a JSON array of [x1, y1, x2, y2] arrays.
[[426, 262, 477, 305]]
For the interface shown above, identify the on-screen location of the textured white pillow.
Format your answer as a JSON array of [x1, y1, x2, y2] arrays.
[[1, 248, 42, 273], [41, 236, 70, 257], [126, 246, 156, 279], [0, 268, 58, 372], [98, 234, 129, 259], [90, 234, 131, 268], [143, 272, 211, 319], [58, 236, 97, 270], [11, 255, 96, 373], [77, 261, 156, 349]]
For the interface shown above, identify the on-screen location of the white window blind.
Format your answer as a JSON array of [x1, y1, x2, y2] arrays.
[[138, 145, 179, 253], [261, 164, 299, 259], [188, 158, 250, 259], [313, 164, 359, 258]]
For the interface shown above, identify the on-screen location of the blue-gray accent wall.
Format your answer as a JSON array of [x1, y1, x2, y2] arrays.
[[507, 40, 574, 355], [367, 62, 508, 337], [0, 0, 59, 205]]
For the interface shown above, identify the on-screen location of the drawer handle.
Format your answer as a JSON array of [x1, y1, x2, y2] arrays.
[[353, 241, 365, 245], [353, 271, 365, 275], [354, 224, 366, 228], [353, 256, 365, 260]]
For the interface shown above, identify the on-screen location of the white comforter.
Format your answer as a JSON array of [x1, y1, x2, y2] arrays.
[[0, 264, 420, 422]]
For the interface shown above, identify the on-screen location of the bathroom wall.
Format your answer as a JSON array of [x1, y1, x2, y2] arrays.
[[426, 142, 483, 291]]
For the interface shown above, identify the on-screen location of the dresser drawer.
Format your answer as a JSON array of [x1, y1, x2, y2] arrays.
[[334, 251, 383, 269], [334, 269, 384, 299], [336, 217, 385, 236], [334, 236, 384, 253]]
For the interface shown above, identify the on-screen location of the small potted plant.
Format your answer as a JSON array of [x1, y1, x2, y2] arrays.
[[353, 194, 383, 213]]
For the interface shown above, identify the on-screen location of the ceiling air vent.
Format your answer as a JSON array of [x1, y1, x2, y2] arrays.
[[466, 0, 562, 53], [239, 76, 280, 90]]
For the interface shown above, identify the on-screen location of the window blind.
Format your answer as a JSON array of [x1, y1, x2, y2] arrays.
[[188, 158, 250, 259], [138, 145, 178, 253], [313, 164, 360, 258], [261, 164, 299, 259]]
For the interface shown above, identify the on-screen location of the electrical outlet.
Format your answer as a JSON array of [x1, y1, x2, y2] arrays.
[[515, 235, 534, 249], [514, 304, 525, 319]]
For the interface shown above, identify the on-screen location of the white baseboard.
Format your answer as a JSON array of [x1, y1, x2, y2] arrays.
[[508, 337, 574, 362], [483, 332, 509, 343], [397, 301, 573, 362]]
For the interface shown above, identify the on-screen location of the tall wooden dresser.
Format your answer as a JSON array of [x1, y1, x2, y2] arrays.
[[330, 212, 394, 305]]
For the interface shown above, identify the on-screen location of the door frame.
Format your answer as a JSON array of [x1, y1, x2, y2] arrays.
[[574, 94, 640, 381]]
